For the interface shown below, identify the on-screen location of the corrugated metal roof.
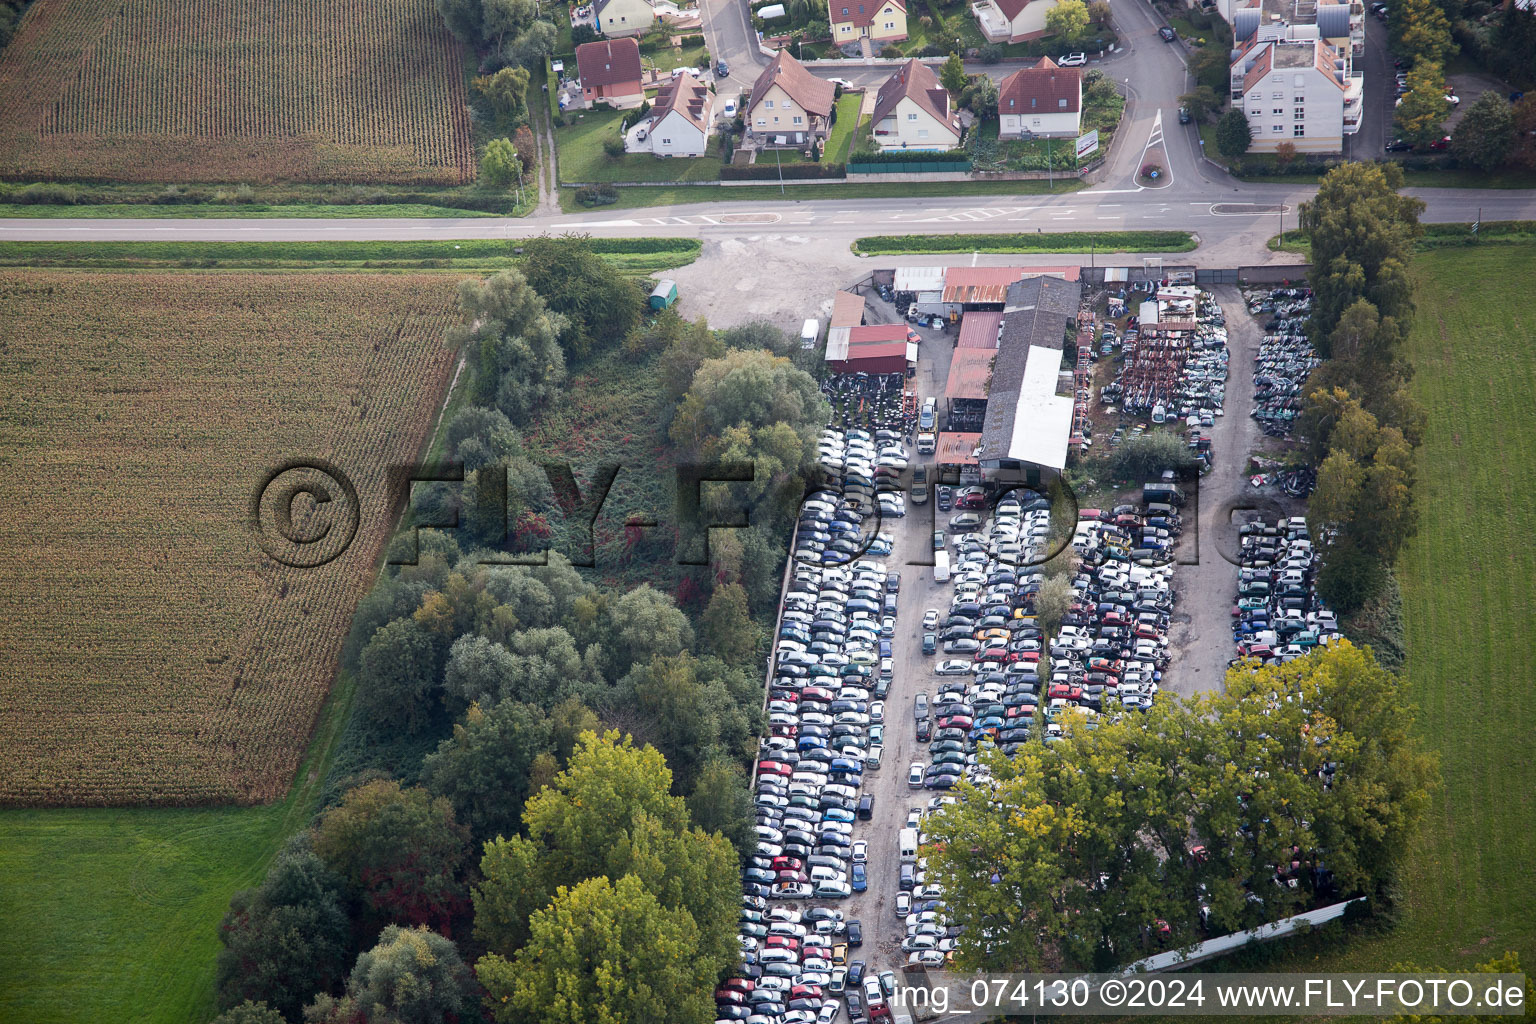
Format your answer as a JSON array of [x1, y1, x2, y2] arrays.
[[848, 324, 908, 344], [957, 311, 1003, 348], [936, 431, 983, 465], [942, 267, 1022, 304], [979, 345, 1073, 471], [945, 348, 995, 399], [831, 290, 866, 329], [894, 266, 946, 293]]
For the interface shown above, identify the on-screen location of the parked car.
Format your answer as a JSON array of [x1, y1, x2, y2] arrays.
[[1058, 52, 1086, 66], [1158, 25, 1176, 40], [1178, 105, 1191, 124]]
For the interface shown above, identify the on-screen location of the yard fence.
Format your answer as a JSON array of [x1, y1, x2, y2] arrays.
[[848, 160, 972, 174]]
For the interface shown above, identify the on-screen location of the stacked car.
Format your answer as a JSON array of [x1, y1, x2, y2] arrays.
[[1244, 286, 1319, 439], [1230, 517, 1343, 664]]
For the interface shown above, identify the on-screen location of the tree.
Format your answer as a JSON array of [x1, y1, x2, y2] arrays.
[[421, 699, 554, 844], [450, 270, 568, 424], [962, 73, 999, 120], [1178, 85, 1219, 122], [686, 757, 756, 860], [309, 925, 477, 1024], [480, 0, 535, 47], [701, 583, 756, 664], [1394, 64, 1448, 148], [1215, 109, 1253, 159], [1045, 0, 1089, 42], [472, 731, 738, 973], [1451, 90, 1516, 171], [1105, 429, 1195, 481], [477, 874, 716, 1024], [513, 125, 538, 176], [1034, 575, 1074, 635], [504, 19, 557, 68], [1511, 95, 1536, 170], [719, 320, 795, 356], [311, 780, 471, 936], [1392, 0, 1454, 67], [1299, 161, 1424, 337], [474, 66, 531, 117], [940, 52, 967, 95], [217, 841, 352, 1022], [434, 0, 484, 43], [1274, 140, 1297, 167], [670, 348, 827, 451], [211, 1003, 287, 1024], [519, 235, 644, 363], [606, 584, 695, 676], [356, 618, 441, 734], [481, 137, 523, 190], [616, 653, 752, 792]]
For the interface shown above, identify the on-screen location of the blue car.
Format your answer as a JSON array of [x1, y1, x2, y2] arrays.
[[851, 863, 867, 892]]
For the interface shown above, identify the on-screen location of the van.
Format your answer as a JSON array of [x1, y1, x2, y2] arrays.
[[899, 827, 919, 863], [801, 318, 820, 349], [933, 550, 951, 583]]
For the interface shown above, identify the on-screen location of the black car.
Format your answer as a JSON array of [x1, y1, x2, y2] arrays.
[[1178, 106, 1191, 124], [1386, 138, 1414, 152], [916, 720, 931, 742], [717, 60, 730, 77], [1158, 25, 1176, 40], [847, 919, 864, 946], [857, 794, 875, 819]]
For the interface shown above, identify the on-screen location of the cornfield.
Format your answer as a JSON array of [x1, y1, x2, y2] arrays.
[[0, 271, 458, 806], [0, 0, 475, 184]]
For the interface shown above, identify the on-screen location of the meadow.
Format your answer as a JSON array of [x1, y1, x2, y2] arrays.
[[0, 271, 458, 806], [0, 0, 474, 184]]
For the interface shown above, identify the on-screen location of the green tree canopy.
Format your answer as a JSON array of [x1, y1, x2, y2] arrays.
[[1299, 161, 1423, 337], [1106, 429, 1196, 481], [1394, 64, 1448, 148], [519, 235, 644, 362], [421, 698, 554, 844], [312, 779, 471, 935], [1046, 0, 1090, 42], [940, 52, 968, 95], [1451, 90, 1516, 172], [309, 925, 477, 1024], [701, 582, 756, 664], [356, 617, 442, 734], [605, 584, 695, 676], [481, 137, 523, 189], [217, 840, 352, 1022], [210, 1002, 287, 1024], [477, 874, 716, 1024], [1215, 109, 1253, 159], [450, 269, 569, 424]]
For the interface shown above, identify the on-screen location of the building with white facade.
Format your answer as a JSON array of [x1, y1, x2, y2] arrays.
[[635, 73, 713, 156], [870, 59, 962, 151], [1225, 0, 1364, 153]]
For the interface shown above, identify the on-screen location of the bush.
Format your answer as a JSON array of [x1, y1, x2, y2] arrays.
[[575, 184, 619, 205], [1105, 430, 1195, 482], [882, 45, 904, 57], [13, 182, 80, 205], [979, 44, 1003, 64], [572, 24, 599, 45], [602, 136, 626, 159]]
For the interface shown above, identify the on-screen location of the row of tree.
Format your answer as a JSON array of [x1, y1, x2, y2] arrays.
[[213, 247, 837, 1023], [1297, 161, 1427, 612], [925, 642, 1438, 971]]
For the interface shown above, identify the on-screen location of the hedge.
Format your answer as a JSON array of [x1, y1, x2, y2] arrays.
[[851, 230, 1198, 255], [847, 148, 970, 164], [720, 162, 847, 180]]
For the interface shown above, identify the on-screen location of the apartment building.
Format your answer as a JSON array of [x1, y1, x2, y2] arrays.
[[1225, 0, 1364, 153]]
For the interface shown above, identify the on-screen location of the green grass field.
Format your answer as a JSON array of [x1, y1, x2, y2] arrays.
[[556, 107, 725, 184], [0, 676, 354, 1024], [1353, 246, 1536, 968], [853, 229, 1195, 254], [1260, 245, 1536, 977], [561, 175, 1084, 211], [0, 202, 499, 219], [0, 238, 702, 274]]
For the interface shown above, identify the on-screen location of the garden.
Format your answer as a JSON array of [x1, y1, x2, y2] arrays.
[[968, 69, 1124, 172], [555, 107, 726, 184]]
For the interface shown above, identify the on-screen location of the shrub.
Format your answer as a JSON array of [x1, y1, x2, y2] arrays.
[[575, 184, 619, 205], [14, 182, 80, 205], [882, 45, 904, 57], [602, 136, 626, 159]]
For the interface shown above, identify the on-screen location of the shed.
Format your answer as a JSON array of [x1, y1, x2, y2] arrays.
[[944, 348, 994, 400], [826, 323, 913, 374], [650, 279, 678, 309], [935, 431, 983, 465], [957, 311, 1003, 349], [831, 290, 866, 329], [942, 267, 1022, 307]]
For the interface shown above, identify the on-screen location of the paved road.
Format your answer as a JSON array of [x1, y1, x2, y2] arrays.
[[1346, 13, 1393, 161]]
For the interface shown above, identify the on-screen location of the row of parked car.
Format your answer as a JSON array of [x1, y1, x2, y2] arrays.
[[1231, 517, 1343, 664], [728, 422, 911, 1024], [1244, 287, 1320, 439]]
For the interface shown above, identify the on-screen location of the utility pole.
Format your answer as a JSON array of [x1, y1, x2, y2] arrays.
[[1047, 136, 1053, 187], [776, 145, 785, 194]]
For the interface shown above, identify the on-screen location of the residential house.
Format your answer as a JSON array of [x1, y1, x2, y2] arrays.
[[970, 0, 1060, 43], [576, 38, 646, 108], [997, 57, 1081, 139], [870, 59, 962, 150], [594, 0, 656, 37], [638, 72, 713, 156], [1230, 36, 1359, 153], [745, 50, 837, 148], [829, 0, 909, 45]]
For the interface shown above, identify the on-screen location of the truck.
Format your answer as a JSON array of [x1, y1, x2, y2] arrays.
[[916, 397, 937, 453], [1142, 481, 1186, 506], [801, 318, 820, 349], [932, 549, 950, 583], [899, 827, 918, 863]]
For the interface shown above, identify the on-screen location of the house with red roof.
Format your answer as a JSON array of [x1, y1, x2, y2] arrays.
[[997, 57, 1081, 139], [829, 0, 908, 45], [745, 51, 837, 148], [576, 38, 645, 109], [870, 59, 962, 150]]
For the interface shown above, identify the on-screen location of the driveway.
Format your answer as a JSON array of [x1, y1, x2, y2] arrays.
[[1346, 13, 1392, 160]]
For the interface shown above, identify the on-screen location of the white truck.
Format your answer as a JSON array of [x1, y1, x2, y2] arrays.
[[932, 549, 950, 583], [916, 397, 937, 454]]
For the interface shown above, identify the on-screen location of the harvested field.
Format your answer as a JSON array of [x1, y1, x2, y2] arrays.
[[0, 0, 475, 184], [0, 271, 458, 806]]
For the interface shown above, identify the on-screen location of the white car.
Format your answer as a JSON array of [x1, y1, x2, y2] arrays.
[[723, 97, 738, 117], [1057, 52, 1087, 66], [934, 659, 973, 675], [828, 77, 855, 89], [922, 608, 939, 629], [908, 761, 925, 788]]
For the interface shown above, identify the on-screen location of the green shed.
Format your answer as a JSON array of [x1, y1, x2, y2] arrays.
[[649, 279, 678, 310]]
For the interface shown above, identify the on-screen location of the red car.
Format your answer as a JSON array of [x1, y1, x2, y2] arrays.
[[801, 686, 835, 702], [771, 855, 804, 871], [1078, 508, 1104, 521], [1049, 683, 1084, 701], [936, 715, 974, 730], [765, 935, 800, 950], [791, 984, 824, 1000], [759, 761, 794, 777], [955, 492, 987, 510], [721, 979, 755, 993]]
